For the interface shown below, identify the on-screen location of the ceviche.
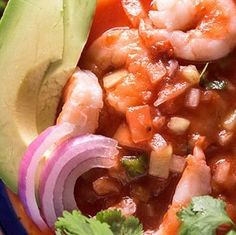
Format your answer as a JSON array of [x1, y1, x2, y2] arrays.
[[1, 0, 236, 235]]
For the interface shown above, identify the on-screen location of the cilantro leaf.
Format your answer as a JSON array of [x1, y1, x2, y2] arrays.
[[227, 230, 236, 235], [96, 209, 143, 235], [204, 80, 227, 90], [55, 210, 113, 235], [121, 216, 143, 235], [177, 196, 235, 235], [55, 209, 143, 235], [199, 63, 227, 90], [121, 155, 148, 177], [96, 209, 125, 233]]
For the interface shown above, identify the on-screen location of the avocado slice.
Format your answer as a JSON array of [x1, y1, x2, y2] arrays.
[[0, 0, 96, 192], [0, 0, 64, 192], [37, 0, 96, 132]]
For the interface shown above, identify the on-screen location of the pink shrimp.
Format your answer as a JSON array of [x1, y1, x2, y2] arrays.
[[145, 145, 211, 235], [57, 69, 103, 134], [81, 27, 171, 79], [82, 28, 175, 113], [122, 0, 236, 61]]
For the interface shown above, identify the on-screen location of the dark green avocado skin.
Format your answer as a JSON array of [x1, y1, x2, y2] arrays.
[[0, 180, 27, 235]]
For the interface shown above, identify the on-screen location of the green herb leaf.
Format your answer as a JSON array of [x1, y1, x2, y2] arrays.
[[121, 155, 148, 177], [55, 210, 113, 235], [204, 80, 227, 90], [55, 209, 143, 235], [96, 209, 143, 235], [227, 230, 236, 235], [199, 63, 227, 90], [177, 196, 235, 235]]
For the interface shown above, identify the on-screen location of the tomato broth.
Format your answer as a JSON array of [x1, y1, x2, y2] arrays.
[[76, 0, 236, 231]]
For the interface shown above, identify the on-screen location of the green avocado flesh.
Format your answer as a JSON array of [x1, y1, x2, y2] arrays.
[[0, 0, 96, 192], [37, 0, 96, 132]]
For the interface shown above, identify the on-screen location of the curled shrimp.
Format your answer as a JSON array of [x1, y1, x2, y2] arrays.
[[57, 69, 103, 134], [82, 27, 177, 81], [82, 28, 181, 113], [172, 145, 211, 205], [146, 145, 211, 235], [122, 0, 236, 61], [82, 28, 154, 77]]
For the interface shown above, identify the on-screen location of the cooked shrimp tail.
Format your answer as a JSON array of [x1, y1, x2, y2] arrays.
[[155, 145, 211, 234], [57, 69, 103, 135], [122, 0, 236, 61]]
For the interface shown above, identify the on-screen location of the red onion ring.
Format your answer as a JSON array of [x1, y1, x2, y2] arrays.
[[39, 135, 118, 228], [18, 123, 74, 230], [54, 149, 115, 216]]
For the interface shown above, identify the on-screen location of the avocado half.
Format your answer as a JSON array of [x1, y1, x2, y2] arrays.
[[0, 0, 96, 192]]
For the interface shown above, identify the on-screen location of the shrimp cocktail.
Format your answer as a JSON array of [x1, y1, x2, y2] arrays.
[[1, 0, 236, 235]]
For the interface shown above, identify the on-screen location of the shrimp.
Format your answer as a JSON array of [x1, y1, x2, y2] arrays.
[[122, 0, 236, 61], [122, 0, 147, 27], [82, 28, 140, 77], [82, 28, 178, 113], [82, 28, 158, 77], [57, 69, 103, 134], [172, 145, 211, 205], [82, 27, 177, 81], [146, 145, 211, 235]]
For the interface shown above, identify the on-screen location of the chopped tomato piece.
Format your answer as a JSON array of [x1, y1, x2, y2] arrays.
[[113, 123, 137, 148], [126, 105, 153, 143]]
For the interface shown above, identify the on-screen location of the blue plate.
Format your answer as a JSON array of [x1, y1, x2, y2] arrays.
[[0, 180, 27, 235]]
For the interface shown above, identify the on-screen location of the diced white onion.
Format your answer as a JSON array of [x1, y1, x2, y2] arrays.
[[218, 130, 233, 146], [185, 88, 200, 108], [167, 117, 190, 135], [223, 110, 236, 131], [169, 155, 186, 173], [149, 144, 173, 179], [149, 133, 168, 151], [181, 65, 200, 85], [103, 69, 128, 89]]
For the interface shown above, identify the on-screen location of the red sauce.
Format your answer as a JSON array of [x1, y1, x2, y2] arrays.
[[75, 0, 236, 232], [86, 0, 131, 47], [82, 0, 152, 48]]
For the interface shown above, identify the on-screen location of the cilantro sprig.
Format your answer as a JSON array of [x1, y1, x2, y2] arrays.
[[55, 209, 143, 235], [55, 210, 112, 235], [177, 196, 236, 235], [55, 196, 236, 235], [96, 209, 143, 235], [121, 155, 148, 177], [199, 63, 227, 90]]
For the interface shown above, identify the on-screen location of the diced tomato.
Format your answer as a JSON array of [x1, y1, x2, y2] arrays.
[[160, 205, 181, 235], [126, 105, 153, 143], [113, 122, 137, 148], [114, 122, 147, 149]]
